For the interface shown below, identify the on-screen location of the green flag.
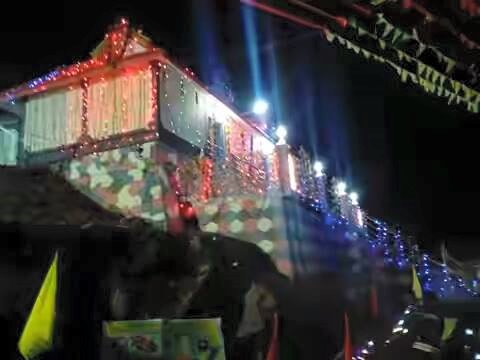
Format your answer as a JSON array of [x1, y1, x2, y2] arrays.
[[18, 252, 58, 359], [442, 318, 458, 341], [411, 266, 423, 302]]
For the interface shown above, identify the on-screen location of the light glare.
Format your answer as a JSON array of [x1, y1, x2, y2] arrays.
[[336, 181, 347, 196], [252, 99, 269, 115], [313, 161, 324, 176]]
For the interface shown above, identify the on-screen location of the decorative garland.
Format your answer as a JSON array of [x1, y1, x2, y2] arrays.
[[324, 26, 480, 113]]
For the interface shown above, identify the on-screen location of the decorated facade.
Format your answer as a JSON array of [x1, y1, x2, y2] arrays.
[[0, 18, 475, 297], [1, 19, 359, 277]]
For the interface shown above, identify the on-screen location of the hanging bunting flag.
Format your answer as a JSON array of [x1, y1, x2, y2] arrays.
[[358, 26, 367, 37], [382, 22, 395, 38], [416, 43, 427, 57], [18, 252, 59, 360], [448, 93, 456, 105], [400, 32, 413, 43], [319, 19, 479, 113], [437, 86, 444, 97], [468, 101, 479, 113], [425, 67, 433, 81], [417, 63, 426, 77], [445, 59, 456, 74], [388, 61, 402, 75], [325, 29, 335, 43], [391, 28, 403, 44], [409, 72, 418, 84], [463, 86, 473, 102], [361, 49, 371, 59], [450, 80, 461, 95]]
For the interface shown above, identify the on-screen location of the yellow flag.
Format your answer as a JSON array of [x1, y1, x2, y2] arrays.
[[442, 318, 458, 341], [411, 266, 423, 302], [18, 253, 58, 359]]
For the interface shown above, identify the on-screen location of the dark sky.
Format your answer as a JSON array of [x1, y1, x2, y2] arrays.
[[1, 0, 479, 257]]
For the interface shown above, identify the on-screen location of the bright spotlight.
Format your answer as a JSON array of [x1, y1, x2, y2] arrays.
[[252, 99, 269, 115], [276, 125, 287, 144], [336, 181, 347, 196], [261, 138, 275, 155], [349, 192, 359, 205], [466, 328, 474, 336], [475, 353, 480, 360], [313, 161, 324, 176]]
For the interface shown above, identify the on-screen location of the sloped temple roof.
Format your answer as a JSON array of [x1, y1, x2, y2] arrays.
[[0, 19, 167, 102], [0, 167, 122, 225]]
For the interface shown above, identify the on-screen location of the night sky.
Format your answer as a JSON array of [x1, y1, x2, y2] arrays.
[[1, 0, 479, 258]]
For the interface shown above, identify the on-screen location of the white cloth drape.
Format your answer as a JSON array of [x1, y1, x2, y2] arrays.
[[24, 88, 83, 152], [0, 126, 18, 165], [87, 70, 153, 139]]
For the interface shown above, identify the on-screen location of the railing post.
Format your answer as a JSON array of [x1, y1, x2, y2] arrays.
[[276, 143, 292, 195]]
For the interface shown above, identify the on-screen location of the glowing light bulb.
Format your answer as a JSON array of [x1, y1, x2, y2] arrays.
[[252, 99, 269, 115], [313, 161, 324, 176], [276, 125, 287, 144], [349, 191, 359, 205], [336, 181, 347, 196], [261, 138, 275, 155]]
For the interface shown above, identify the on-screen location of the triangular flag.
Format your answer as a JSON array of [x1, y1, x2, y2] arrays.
[[439, 75, 446, 87], [411, 266, 423, 302], [448, 93, 456, 105], [392, 28, 403, 44], [437, 86, 444, 97], [463, 85, 473, 101], [418, 63, 426, 77], [361, 49, 371, 59], [358, 27, 367, 37], [469, 101, 479, 113], [425, 67, 433, 80], [18, 252, 58, 360], [442, 318, 458, 341], [445, 58, 456, 74], [416, 43, 426, 57], [396, 50, 405, 61], [382, 22, 395, 38], [343, 313, 353, 360], [451, 80, 461, 95], [325, 29, 335, 43]]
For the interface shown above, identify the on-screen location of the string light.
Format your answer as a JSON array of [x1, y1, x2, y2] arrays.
[[6, 21, 479, 341]]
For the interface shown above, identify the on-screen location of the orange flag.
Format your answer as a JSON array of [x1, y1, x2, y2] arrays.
[[266, 312, 279, 360], [343, 313, 353, 360]]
